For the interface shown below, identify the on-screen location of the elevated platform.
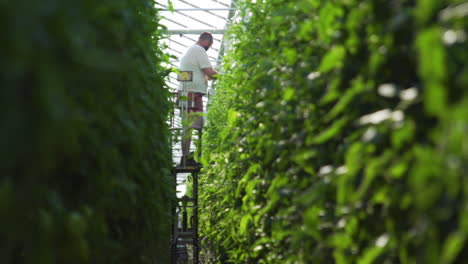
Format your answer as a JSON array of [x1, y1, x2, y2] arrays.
[[178, 231, 195, 239], [174, 165, 202, 173]]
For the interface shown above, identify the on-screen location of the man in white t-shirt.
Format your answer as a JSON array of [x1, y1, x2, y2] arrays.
[[178, 32, 219, 166]]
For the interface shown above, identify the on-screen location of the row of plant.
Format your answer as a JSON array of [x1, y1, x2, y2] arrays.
[[200, 0, 468, 263], [0, 1, 173, 263]]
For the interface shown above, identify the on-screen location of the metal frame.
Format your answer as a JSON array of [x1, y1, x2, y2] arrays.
[[167, 29, 227, 35], [158, 1, 228, 30], [162, 8, 236, 11], [215, 0, 238, 69], [177, 34, 220, 51], [174, 0, 231, 20], [170, 59, 222, 63]]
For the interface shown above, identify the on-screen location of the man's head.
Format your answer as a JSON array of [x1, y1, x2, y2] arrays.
[[197, 32, 213, 51]]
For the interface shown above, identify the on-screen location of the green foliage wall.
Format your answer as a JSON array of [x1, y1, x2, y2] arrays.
[[0, 1, 173, 263], [201, 0, 468, 263]]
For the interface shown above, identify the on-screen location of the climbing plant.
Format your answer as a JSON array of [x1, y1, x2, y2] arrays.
[[200, 0, 468, 263], [0, 0, 173, 263]]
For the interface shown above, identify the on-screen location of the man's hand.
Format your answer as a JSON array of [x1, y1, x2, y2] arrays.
[[202, 67, 220, 80]]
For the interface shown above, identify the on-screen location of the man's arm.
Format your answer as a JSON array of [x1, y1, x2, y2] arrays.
[[202, 67, 220, 80]]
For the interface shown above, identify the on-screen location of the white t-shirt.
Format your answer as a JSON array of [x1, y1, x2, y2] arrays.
[[178, 44, 212, 94]]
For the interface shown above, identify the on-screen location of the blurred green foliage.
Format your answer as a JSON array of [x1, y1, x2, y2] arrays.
[[0, 0, 173, 263], [200, 0, 468, 263]]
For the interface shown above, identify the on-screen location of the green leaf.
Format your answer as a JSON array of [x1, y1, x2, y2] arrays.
[[239, 214, 253, 236], [440, 231, 467, 264], [319, 46, 346, 73], [283, 48, 298, 65], [357, 246, 385, 264], [283, 87, 295, 101], [168, 0, 175, 12], [312, 116, 349, 144], [417, 27, 448, 115]]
